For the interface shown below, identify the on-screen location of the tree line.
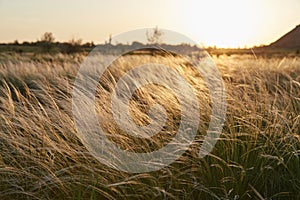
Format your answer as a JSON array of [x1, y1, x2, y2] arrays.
[[1, 28, 201, 54]]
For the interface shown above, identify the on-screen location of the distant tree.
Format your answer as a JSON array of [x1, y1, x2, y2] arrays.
[[146, 26, 163, 44], [13, 40, 19, 45], [22, 41, 30, 45], [41, 32, 55, 43], [40, 32, 55, 53]]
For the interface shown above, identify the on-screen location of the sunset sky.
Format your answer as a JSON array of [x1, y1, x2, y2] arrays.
[[0, 0, 299, 48]]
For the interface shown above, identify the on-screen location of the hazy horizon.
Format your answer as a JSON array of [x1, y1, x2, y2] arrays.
[[1, 0, 300, 48]]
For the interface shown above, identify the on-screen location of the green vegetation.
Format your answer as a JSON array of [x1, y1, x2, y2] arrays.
[[0, 52, 299, 199]]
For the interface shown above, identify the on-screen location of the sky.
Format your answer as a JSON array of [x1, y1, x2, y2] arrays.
[[0, 0, 299, 48]]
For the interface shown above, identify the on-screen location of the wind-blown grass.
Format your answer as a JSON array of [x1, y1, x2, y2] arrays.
[[0, 52, 299, 199]]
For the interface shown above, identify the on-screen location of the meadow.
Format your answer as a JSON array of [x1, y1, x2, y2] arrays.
[[0, 52, 299, 199]]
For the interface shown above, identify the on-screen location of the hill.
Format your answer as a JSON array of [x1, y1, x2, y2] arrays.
[[269, 24, 300, 49]]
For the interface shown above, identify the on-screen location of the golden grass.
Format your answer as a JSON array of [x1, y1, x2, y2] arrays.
[[0, 52, 299, 199]]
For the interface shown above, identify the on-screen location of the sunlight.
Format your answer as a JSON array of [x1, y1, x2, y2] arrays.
[[175, 0, 262, 47]]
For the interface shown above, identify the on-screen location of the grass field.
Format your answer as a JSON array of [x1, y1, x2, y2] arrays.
[[0, 52, 299, 199]]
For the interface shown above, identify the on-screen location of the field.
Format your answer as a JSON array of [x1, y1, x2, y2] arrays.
[[0, 52, 299, 199]]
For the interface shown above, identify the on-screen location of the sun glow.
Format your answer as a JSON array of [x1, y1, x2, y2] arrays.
[[175, 0, 263, 48]]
